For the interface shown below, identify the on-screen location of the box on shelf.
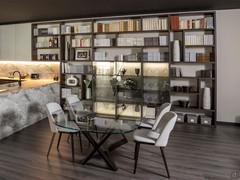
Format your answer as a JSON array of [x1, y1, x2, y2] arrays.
[[200, 115, 212, 126], [176, 112, 185, 123], [187, 114, 198, 124], [196, 53, 213, 62]]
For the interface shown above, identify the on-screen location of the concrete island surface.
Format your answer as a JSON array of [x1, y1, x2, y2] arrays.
[[0, 80, 59, 140]]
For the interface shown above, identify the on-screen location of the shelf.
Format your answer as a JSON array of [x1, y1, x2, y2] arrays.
[[71, 47, 92, 49], [95, 99, 115, 103], [61, 32, 92, 36], [62, 60, 92, 63], [143, 61, 169, 63], [184, 45, 215, 48], [93, 46, 168, 48], [63, 72, 94, 75], [172, 106, 215, 113], [32, 59, 60, 62], [35, 47, 60, 49], [170, 91, 199, 95], [33, 34, 60, 37], [170, 77, 198, 80], [170, 61, 215, 65], [94, 30, 169, 34], [171, 28, 215, 32]]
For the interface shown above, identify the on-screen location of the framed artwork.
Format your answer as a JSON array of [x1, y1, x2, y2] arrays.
[[75, 49, 90, 60]]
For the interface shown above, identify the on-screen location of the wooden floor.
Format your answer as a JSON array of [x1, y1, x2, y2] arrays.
[[0, 120, 240, 180]]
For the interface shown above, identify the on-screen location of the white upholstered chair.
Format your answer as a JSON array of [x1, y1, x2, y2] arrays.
[[133, 111, 177, 178], [46, 102, 81, 161], [137, 103, 172, 130]]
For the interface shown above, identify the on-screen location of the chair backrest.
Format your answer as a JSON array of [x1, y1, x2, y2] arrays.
[[65, 95, 84, 121], [152, 103, 172, 130], [46, 102, 66, 133], [154, 111, 177, 147]]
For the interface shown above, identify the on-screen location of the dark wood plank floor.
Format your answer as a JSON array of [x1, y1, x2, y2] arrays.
[[0, 120, 240, 180]]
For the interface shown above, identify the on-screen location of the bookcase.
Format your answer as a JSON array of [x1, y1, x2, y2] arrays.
[[32, 11, 216, 126], [32, 22, 62, 61]]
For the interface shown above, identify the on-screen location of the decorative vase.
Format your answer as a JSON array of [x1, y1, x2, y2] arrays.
[[173, 40, 180, 62], [86, 88, 91, 99], [203, 87, 211, 110]]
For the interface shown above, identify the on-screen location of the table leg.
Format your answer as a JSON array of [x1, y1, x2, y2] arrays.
[[108, 133, 128, 152], [82, 131, 118, 171]]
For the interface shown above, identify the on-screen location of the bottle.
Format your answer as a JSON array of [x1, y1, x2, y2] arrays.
[[49, 38, 53, 47]]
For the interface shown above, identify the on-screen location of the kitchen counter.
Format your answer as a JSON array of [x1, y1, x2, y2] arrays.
[[0, 77, 58, 93], [0, 79, 60, 140]]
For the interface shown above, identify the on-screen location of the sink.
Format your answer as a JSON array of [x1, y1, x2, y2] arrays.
[[0, 79, 23, 87]]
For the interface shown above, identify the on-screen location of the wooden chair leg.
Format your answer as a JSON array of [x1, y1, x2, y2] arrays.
[[57, 132, 62, 151], [133, 142, 140, 174], [71, 134, 75, 162], [160, 147, 170, 178], [79, 132, 83, 152], [47, 133, 56, 158]]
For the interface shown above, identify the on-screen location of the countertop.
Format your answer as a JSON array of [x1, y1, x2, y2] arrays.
[[0, 77, 59, 93]]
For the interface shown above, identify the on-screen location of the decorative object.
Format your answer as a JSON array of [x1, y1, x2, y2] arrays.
[[121, 68, 127, 76], [203, 87, 211, 110], [66, 75, 78, 86], [173, 40, 180, 62], [75, 49, 90, 60], [84, 79, 92, 99], [135, 68, 140, 76]]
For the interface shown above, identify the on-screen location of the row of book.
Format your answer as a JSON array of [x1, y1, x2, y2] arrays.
[[142, 18, 168, 31], [72, 38, 91, 47], [184, 52, 213, 62], [94, 36, 168, 47], [170, 16, 214, 30], [39, 54, 59, 61], [185, 34, 214, 45], [94, 52, 169, 61], [94, 19, 141, 32], [61, 24, 91, 34], [142, 52, 169, 61], [33, 27, 59, 36], [62, 63, 92, 73]]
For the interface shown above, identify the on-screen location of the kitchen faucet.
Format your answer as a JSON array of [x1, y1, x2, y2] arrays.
[[13, 71, 22, 87]]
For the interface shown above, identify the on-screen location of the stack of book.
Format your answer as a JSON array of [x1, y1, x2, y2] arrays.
[[72, 38, 91, 47], [185, 34, 214, 45], [117, 37, 144, 46], [33, 27, 59, 36], [159, 36, 168, 46], [142, 52, 169, 61], [94, 19, 141, 32], [170, 16, 214, 30], [94, 38, 115, 47], [142, 17, 168, 31], [62, 63, 92, 73], [144, 37, 159, 46], [94, 52, 107, 61]]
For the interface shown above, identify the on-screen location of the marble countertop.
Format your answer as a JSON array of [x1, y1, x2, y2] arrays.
[[0, 77, 59, 93]]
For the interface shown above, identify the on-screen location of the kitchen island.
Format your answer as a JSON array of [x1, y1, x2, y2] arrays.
[[0, 79, 59, 140]]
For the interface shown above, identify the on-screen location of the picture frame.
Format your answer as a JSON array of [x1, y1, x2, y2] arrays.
[[75, 49, 90, 60]]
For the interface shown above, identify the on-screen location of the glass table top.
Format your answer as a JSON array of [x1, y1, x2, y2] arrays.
[[55, 112, 138, 134]]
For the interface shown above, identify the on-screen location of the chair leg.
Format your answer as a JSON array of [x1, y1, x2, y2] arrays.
[[67, 134, 70, 144], [160, 147, 170, 178], [57, 132, 62, 151], [47, 133, 56, 158], [79, 132, 83, 152], [71, 134, 75, 162], [133, 142, 140, 174]]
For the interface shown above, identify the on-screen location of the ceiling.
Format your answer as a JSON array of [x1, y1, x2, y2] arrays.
[[0, 0, 240, 24]]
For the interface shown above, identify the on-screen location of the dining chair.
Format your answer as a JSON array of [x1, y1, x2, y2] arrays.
[[46, 102, 81, 162], [133, 111, 177, 178], [137, 103, 172, 130], [65, 95, 95, 150]]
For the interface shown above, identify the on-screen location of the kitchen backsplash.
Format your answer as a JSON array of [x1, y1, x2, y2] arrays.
[[0, 61, 59, 79]]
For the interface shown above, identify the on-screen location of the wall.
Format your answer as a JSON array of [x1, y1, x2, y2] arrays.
[[0, 23, 31, 60], [216, 9, 240, 123]]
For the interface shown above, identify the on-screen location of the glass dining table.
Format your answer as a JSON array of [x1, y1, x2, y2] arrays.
[[55, 112, 138, 171]]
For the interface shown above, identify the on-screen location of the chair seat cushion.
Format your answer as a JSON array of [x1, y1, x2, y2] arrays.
[[133, 129, 156, 144], [136, 121, 153, 129], [146, 119, 155, 125]]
